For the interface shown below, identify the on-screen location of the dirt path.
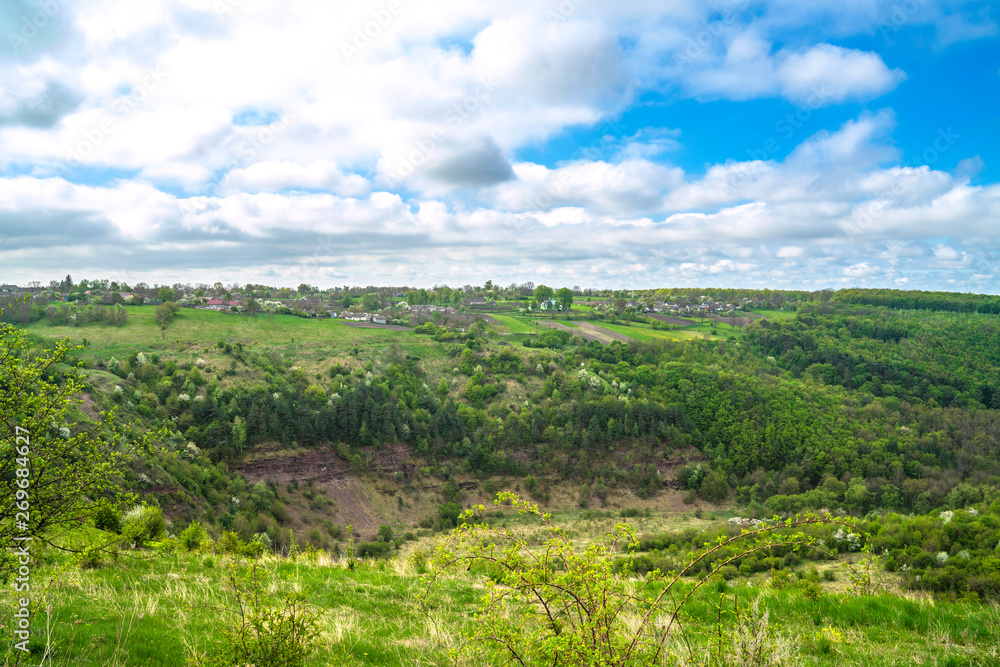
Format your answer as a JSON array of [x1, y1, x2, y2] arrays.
[[539, 321, 604, 344], [538, 320, 636, 344], [574, 321, 635, 343]]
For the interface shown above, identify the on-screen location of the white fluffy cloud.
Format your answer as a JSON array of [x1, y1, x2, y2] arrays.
[[221, 160, 370, 196], [685, 35, 904, 104], [776, 44, 905, 104]]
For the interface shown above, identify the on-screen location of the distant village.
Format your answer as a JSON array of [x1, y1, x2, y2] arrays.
[[1, 278, 803, 330]]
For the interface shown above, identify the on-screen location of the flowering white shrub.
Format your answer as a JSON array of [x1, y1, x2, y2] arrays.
[[833, 528, 862, 551], [178, 393, 190, 403], [136, 352, 147, 365], [576, 369, 603, 390], [122, 505, 151, 526], [196, 358, 206, 367], [113, 385, 123, 394], [936, 551, 949, 564], [728, 517, 766, 527], [939, 510, 954, 524], [966, 507, 979, 516], [133, 390, 142, 401], [957, 550, 971, 560]]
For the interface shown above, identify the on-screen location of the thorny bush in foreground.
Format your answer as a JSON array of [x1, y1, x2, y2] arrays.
[[427, 493, 859, 666], [201, 561, 321, 667]]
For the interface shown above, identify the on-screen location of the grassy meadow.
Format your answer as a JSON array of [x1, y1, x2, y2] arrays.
[[5, 510, 1000, 667]]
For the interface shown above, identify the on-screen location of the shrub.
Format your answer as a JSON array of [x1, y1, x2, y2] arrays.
[[94, 506, 122, 533], [120, 505, 166, 548], [356, 541, 392, 559], [207, 562, 321, 667], [157, 536, 178, 554], [239, 537, 267, 559], [699, 468, 729, 502], [524, 474, 539, 494], [430, 493, 853, 666], [437, 502, 461, 529], [180, 521, 208, 551], [78, 545, 105, 570], [217, 531, 242, 554]]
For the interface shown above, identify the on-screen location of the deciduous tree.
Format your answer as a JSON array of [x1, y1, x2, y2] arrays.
[[1, 321, 143, 578]]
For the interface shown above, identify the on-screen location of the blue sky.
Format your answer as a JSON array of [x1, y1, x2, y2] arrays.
[[0, 0, 998, 291]]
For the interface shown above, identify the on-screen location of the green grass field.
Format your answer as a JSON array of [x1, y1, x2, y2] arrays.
[[487, 313, 539, 334], [752, 309, 798, 320], [6, 525, 999, 667], [23, 308, 403, 357], [3, 551, 479, 666], [21, 307, 467, 381], [596, 321, 715, 342]]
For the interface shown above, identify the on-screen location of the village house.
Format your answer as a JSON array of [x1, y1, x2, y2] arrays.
[[407, 304, 455, 314], [204, 299, 240, 311]]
